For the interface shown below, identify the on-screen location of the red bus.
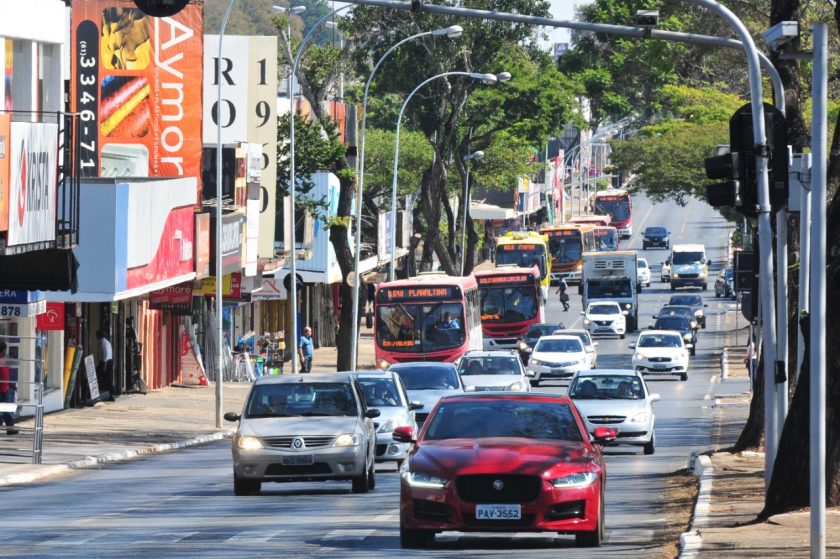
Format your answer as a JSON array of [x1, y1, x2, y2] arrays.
[[568, 214, 612, 227], [593, 226, 620, 251], [475, 266, 544, 350], [374, 273, 483, 369], [540, 224, 596, 284], [593, 190, 633, 238]]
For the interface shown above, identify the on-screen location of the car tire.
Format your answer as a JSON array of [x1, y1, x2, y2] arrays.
[[643, 243, 648, 250], [352, 458, 371, 494], [530, 379, 540, 387], [367, 463, 376, 490], [233, 473, 261, 496], [670, 284, 676, 291], [400, 520, 433, 549], [620, 334, 625, 340], [575, 497, 604, 547], [680, 372, 688, 381], [702, 283, 708, 291], [643, 431, 656, 455]]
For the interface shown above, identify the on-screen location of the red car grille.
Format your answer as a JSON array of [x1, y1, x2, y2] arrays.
[[456, 474, 541, 503]]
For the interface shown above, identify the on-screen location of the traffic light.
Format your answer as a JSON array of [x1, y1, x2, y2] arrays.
[[704, 151, 742, 208]]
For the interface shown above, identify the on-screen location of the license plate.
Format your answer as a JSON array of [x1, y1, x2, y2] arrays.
[[475, 504, 521, 520], [551, 368, 565, 374], [281, 454, 314, 466], [652, 364, 667, 370]]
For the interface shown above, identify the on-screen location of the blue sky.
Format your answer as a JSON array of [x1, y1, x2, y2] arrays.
[[540, 0, 587, 48]]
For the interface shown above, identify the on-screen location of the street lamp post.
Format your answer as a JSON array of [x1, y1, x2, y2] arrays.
[[287, 4, 352, 375], [388, 71, 507, 282], [349, 25, 463, 370], [460, 149, 484, 276]]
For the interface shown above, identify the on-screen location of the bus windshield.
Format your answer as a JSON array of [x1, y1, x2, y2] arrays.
[[594, 230, 618, 251], [594, 198, 631, 222], [479, 286, 538, 323], [495, 247, 547, 278], [547, 236, 582, 264], [376, 302, 466, 353]]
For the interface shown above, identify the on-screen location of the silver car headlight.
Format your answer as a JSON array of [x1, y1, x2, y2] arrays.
[[630, 411, 649, 424], [583, 319, 591, 325], [334, 433, 359, 447], [519, 341, 529, 351], [550, 471, 598, 488], [237, 436, 264, 450], [695, 309, 703, 317], [403, 471, 448, 488], [507, 382, 524, 392], [377, 420, 395, 433], [633, 353, 644, 361], [684, 333, 693, 341], [529, 358, 543, 366]]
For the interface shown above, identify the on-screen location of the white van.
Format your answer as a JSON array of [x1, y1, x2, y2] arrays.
[[669, 244, 708, 291]]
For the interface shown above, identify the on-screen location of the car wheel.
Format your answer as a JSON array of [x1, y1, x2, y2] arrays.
[[396, 459, 405, 470], [233, 473, 261, 496], [680, 372, 688, 381], [352, 457, 371, 494], [620, 334, 626, 340], [670, 284, 676, 291], [575, 496, 604, 547], [400, 519, 433, 549], [530, 379, 541, 387], [643, 243, 648, 250], [367, 463, 376, 490], [644, 431, 656, 455], [702, 283, 708, 291]]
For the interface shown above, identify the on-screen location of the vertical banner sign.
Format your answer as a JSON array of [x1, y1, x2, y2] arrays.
[[70, 1, 204, 201], [8, 123, 59, 247], [0, 114, 9, 232], [83, 354, 100, 400]]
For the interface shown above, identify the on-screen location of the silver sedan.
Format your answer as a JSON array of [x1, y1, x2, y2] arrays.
[[355, 371, 421, 467]]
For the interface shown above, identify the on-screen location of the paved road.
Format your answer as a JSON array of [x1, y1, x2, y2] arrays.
[[0, 197, 735, 558]]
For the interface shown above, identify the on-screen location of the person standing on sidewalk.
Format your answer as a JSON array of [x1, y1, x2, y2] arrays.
[[298, 327, 314, 374], [0, 342, 18, 435], [96, 329, 115, 400]]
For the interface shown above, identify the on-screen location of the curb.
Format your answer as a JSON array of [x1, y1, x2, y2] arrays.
[[0, 430, 235, 488], [679, 454, 714, 558]]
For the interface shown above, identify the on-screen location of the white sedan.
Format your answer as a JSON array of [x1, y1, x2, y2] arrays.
[[457, 350, 530, 392], [525, 335, 592, 386], [637, 257, 651, 288], [630, 330, 690, 381], [568, 368, 660, 455], [582, 301, 627, 339]]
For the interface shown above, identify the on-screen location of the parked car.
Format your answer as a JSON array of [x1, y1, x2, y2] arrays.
[[224, 373, 379, 495], [715, 268, 735, 298], [661, 257, 671, 282], [517, 322, 566, 364], [525, 335, 592, 386], [668, 294, 708, 328], [395, 392, 616, 548], [388, 362, 464, 431], [642, 226, 670, 249], [651, 315, 698, 356], [568, 369, 659, 454], [356, 371, 421, 467], [637, 257, 651, 288], [457, 350, 530, 392], [553, 328, 599, 368], [653, 305, 699, 331], [583, 301, 627, 339], [629, 330, 690, 381]]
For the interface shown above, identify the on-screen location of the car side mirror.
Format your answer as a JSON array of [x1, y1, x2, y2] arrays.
[[392, 425, 415, 443], [408, 401, 424, 411], [592, 341, 599, 347], [365, 408, 381, 419], [622, 310, 629, 316], [703, 303, 708, 307], [685, 343, 694, 349], [628, 342, 636, 349], [580, 311, 585, 316], [223, 412, 241, 422], [593, 426, 617, 443], [652, 315, 658, 319], [649, 393, 661, 403]]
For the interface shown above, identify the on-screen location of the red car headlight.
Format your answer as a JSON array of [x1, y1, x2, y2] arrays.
[[402, 471, 448, 489], [550, 472, 598, 489]]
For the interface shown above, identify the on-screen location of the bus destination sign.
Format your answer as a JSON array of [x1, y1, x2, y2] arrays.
[[499, 243, 542, 251], [378, 285, 461, 303], [545, 229, 581, 237], [597, 195, 624, 201], [476, 274, 532, 286]]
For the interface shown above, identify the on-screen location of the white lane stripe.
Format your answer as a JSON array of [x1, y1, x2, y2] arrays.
[[321, 529, 376, 541], [373, 511, 398, 522], [607, 528, 655, 543], [39, 535, 101, 545], [226, 530, 285, 543], [134, 532, 198, 544]]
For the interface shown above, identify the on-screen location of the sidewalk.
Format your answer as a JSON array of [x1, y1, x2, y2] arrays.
[[0, 331, 376, 487], [681, 322, 840, 557]]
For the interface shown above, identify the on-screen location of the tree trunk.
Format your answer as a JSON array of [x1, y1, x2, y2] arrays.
[[463, 215, 479, 276], [733, 350, 764, 451], [328, 163, 356, 372]]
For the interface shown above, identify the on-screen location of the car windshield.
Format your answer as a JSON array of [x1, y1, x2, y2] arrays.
[[244, 382, 357, 418], [459, 356, 521, 376], [646, 227, 666, 236], [392, 366, 460, 391], [535, 338, 583, 353], [424, 400, 583, 441], [589, 304, 620, 315], [672, 251, 704, 265], [564, 331, 592, 348], [479, 286, 538, 323], [358, 377, 402, 407], [526, 324, 560, 339], [569, 375, 644, 400], [655, 317, 690, 331], [670, 296, 701, 307], [638, 334, 682, 348], [638, 260, 648, 269], [376, 302, 466, 354]]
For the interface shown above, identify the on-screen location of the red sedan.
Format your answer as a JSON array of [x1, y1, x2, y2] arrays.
[[394, 392, 616, 548]]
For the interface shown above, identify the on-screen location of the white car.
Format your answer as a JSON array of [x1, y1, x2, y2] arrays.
[[568, 368, 659, 454], [553, 328, 599, 368], [457, 350, 530, 392], [582, 301, 627, 339], [637, 258, 651, 288], [630, 330, 690, 381], [525, 335, 591, 386], [661, 258, 671, 282]]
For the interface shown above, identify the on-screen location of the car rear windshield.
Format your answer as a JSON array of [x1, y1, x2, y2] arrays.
[[670, 295, 701, 307], [424, 400, 583, 442], [459, 356, 521, 376], [525, 324, 561, 338], [535, 338, 583, 353], [392, 366, 460, 391], [655, 316, 690, 330], [569, 375, 644, 400], [245, 382, 357, 418], [358, 377, 402, 407]]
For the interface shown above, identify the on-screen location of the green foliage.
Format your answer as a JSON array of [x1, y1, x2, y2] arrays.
[[461, 131, 536, 192], [362, 128, 434, 204]]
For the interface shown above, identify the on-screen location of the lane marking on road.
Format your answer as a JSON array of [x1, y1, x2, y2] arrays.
[[606, 528, 655, 543], [226, 530, 286, 543], [373, 511, 399, 522], [321, 529, 376, 541], [39, 534, 101, 546]]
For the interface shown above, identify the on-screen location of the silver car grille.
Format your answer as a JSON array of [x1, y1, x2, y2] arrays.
[[587, 415, 626, 424], [261, 435, 335, 449]]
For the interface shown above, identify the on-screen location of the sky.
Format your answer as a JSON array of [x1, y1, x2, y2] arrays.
[[540, 0, 589, 50]]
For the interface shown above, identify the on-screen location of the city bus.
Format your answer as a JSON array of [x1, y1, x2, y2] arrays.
[[475, 266, 544, 350], [540, 224, 596, 284], [568, 214, 612, 227], [374, 273, 482, 369], [593, 226, 620, 251], [494, 231, 551, 302], [593, 189, 633, 238]]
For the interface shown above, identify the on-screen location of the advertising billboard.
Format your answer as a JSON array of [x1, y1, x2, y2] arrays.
[[0, 114, 8, 232], [7, 122, 58, 246], [70, 1, 203, 200]]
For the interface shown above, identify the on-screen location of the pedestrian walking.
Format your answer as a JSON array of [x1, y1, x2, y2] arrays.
[[298, 326, 314, 374], [96, 329, 115, 400], [556, 278, 570, 311], [0, 342, 18, 435]]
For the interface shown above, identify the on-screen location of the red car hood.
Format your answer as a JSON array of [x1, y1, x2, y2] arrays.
[[411, 437, 599, 478]]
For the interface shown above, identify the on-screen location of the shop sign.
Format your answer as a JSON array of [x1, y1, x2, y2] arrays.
[[210, 213, 244, 275], [149, 282, 194, 314], [194, 213, 210, 279], [0, 114, 9, 232], [7, 122, 58, 246], [195, 272, 241, 299], [0, 290, 46, 317], [36, 302, 65, 330]]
